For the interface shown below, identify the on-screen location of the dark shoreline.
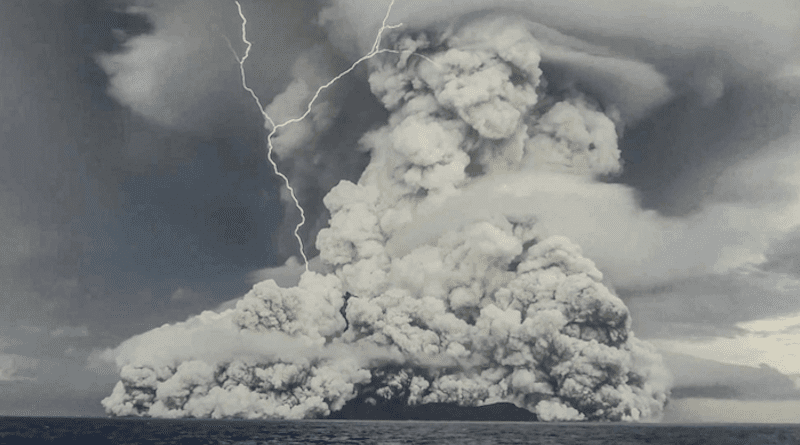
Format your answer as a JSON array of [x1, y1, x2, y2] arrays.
[[328, 401, 538, 421]]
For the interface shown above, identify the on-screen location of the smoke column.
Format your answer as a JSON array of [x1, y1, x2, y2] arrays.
[[100, 2, 671, 421]]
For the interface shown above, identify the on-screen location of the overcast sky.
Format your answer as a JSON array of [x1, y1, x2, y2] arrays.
[[2, 0, 800, 421]]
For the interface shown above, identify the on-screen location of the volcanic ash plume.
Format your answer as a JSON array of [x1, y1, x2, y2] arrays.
[[102, 16, 670, 421]]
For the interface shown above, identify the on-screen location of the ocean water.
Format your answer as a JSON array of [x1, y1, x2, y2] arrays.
[[1, 417, 798, 445]]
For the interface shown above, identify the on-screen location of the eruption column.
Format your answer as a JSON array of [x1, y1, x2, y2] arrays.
[[102, 5, 672, 422], [230, 0, 403, 271]]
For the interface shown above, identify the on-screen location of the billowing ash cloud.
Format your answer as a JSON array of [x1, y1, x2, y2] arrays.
[[101, 13, 672, 422]]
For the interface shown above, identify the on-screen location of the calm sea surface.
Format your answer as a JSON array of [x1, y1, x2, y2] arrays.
[[0, 417, 798, 444]]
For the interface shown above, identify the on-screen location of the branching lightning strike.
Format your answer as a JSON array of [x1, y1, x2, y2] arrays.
[[230, 0, 407, 273]]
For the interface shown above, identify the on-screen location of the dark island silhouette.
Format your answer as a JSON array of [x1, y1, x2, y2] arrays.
[[328, 366, 540, 421], [330, 399, 538, 421]]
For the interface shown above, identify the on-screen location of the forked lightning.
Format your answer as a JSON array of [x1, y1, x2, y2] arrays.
[[230, 0, 403, 272]]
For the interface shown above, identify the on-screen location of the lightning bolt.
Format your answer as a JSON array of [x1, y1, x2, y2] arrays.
[[229, 0, 437, 272]]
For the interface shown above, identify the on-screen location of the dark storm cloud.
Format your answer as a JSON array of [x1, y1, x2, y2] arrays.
[[622, 269, 800, 339], [618, 80, 800, 216], [94, 0, 395, 259], [759, 228, 800, 277], [0, 0, 312, 413], [1, 0, 261, 308], [0, 0, 126, 324], [663, 352, 800, 401], [97, 0, 323, 132]]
